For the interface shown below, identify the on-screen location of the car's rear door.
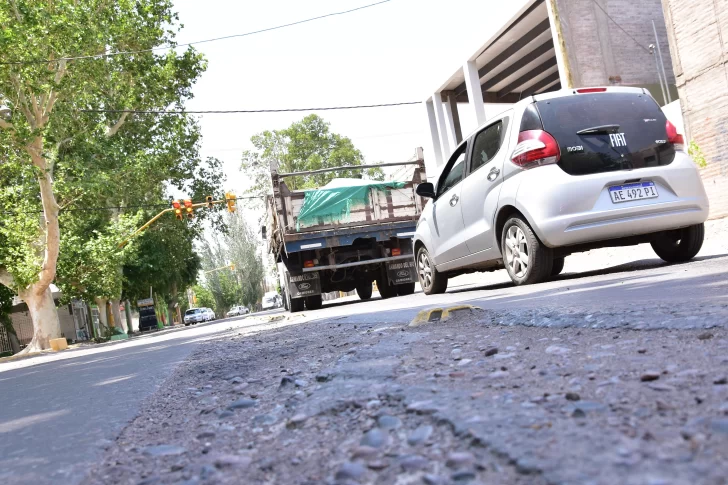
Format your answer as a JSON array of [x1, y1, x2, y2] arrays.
[[460, 114, 511, 255]]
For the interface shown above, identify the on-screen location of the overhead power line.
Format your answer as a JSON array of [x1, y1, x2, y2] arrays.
[[0, 0, 392, 66], [77, 101, 420, 115]]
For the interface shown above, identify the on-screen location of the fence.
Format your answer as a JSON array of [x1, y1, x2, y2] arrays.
[[0, 325, 13, 355]]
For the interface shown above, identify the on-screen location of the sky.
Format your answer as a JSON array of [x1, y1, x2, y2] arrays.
[[171, 0, 525, 195]]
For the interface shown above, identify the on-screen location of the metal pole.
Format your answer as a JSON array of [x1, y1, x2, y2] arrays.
[[650, 44, 668, 106], [652, 20, 672, 103]]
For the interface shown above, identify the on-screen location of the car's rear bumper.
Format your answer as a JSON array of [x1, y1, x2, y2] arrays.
[[515, 154, 710, 248]]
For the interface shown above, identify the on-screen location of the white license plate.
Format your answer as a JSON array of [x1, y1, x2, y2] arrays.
[[609, 181, 659, 204]]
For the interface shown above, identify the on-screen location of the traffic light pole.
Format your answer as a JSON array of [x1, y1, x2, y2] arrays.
[[117, 196, 237, 249]]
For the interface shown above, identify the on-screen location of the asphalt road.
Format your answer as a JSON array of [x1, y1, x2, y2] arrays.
[[1, 249, 727, 484]]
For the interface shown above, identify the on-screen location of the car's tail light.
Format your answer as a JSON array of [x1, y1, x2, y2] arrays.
[[666, 119, 685, 151], [304, 260, 315, 268], [511, 130, 561, 169], [576, 87, 607, 93], [391, 248, 401, 256]]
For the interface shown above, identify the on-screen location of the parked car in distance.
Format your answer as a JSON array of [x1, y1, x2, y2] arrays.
[[184, 308, 205, 326], [202, 308, 215, 322], [226, 306, 249, 318], [414, 86, 709, 295], [262, 292, 282, 310]]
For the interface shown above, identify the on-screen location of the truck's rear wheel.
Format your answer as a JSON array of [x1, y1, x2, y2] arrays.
[[288, 293, 304, 313], [376, 271, 396, 299], [396, 283, 415, 296], [357, 282, 373, 300], [305, 295, 323, 310]]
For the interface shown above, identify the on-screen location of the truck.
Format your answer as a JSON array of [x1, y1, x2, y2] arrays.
[[266, 148, 427, 312]]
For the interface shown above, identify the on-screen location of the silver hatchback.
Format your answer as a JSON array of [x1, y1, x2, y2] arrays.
[[413, 87, 709, 294]]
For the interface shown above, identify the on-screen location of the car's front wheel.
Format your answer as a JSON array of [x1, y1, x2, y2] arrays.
[[501, 217, 553, 286], [651, 223, 704, 263], [416, 246, 448, 295]]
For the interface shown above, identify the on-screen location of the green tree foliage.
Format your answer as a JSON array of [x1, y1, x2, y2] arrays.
[[122, 219, 201, 310], [192, 285, 215, 312], [0, 1, 209, 350], [200, 212, 265, 314], [241, 114, 384, 196]]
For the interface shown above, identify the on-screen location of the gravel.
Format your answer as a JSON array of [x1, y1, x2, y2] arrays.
[[81, 305, 728, 485]]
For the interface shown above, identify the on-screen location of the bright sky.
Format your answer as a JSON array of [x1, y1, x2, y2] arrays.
[[172, 0, 524, 195]]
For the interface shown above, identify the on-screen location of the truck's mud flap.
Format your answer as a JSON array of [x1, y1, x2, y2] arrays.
[[288, 272, 322, 298], [386, 259, 417, 285]]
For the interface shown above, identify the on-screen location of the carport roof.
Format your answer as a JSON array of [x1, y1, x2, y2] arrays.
[[436, 0, 561, 103]]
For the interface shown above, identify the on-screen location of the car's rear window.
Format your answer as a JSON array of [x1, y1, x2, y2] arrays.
[[534, 92, 676, 176], [185, 309, 200, 315]]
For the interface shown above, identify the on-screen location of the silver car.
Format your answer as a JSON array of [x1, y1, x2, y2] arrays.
[[414, 87, 709, 294]]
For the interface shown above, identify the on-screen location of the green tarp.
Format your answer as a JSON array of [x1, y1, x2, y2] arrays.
[[296, 181, 406, 228]]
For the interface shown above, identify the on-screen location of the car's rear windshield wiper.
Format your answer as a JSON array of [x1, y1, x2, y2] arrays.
[[576, 124, 621, 135]]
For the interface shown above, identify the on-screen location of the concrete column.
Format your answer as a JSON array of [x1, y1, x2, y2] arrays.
[[546, 0, 574, 88], [423, 98, 444, 170], [464, 61, 487, 127], [444, 92, 463, 144], [432, 93, 452, 159]]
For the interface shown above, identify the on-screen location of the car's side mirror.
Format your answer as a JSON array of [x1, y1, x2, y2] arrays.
[[415, 182, 436, 199]]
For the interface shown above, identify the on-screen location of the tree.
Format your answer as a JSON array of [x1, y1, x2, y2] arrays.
[[240, 114, 383, 197], [192, 285, 215, 312], [122, 218, 201, 322], [0, 1, 206, 351], [199, 212, 265, 314]]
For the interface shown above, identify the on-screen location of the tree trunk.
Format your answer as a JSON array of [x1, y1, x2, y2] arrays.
[[110, 299, 125, 332], [95, 297, 108, 330], [18, 285, 61, 353], [124, 300, 134, 334], [20, 137, 63, 351]]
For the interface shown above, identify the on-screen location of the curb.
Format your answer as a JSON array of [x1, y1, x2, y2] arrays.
[[409, 304, 482, 327]]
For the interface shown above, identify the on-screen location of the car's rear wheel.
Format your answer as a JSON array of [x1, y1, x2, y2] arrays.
[[357, 281, 373, 300], [396, 283, 415, 296], [305, 295, 323, 310], [651, 223, 704, 263], [501, 217, 553, 286], [416, 246, 448, 295], [551, 257, 565, 277]]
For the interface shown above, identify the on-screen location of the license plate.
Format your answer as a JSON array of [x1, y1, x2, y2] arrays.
[[608, 181, 658, 203]]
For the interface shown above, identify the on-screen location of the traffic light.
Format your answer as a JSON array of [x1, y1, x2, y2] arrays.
[[172, 200, 183, 221], [206, 195, 214, 209], [230, 263, 235, 271], [184, 199, 194, 220], [225, 192, 236, 213]]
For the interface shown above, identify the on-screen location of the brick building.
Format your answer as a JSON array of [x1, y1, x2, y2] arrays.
[[661, 0, 728, 219]]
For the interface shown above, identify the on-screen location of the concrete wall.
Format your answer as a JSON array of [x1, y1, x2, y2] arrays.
[[662, 0, 728, 219], [555, 0, 673, 89]]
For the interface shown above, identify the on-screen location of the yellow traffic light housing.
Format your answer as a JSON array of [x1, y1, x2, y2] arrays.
[[206, 195, 214, 209], [225, 192, 236, 213], [184, 199, 194, 220], [172, 200, 183, 221]]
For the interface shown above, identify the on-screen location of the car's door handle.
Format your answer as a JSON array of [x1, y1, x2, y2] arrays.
[[487, 167, 500, 182], [449, 194, 459, 206]]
